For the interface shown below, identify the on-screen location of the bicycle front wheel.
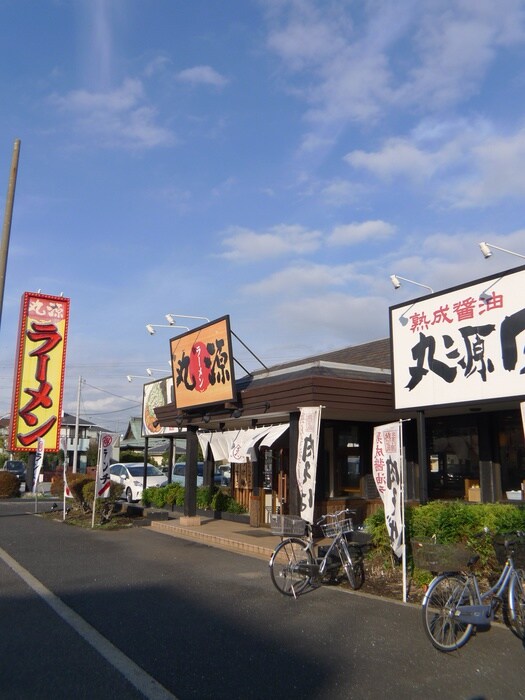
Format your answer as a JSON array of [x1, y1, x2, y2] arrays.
[[422, 574, 474, 652], [269, 538, 314, 597], [508, 568, 525, 639], [338, 538, 364, 590]]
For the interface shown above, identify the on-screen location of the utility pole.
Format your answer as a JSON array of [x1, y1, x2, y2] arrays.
[[0, 139, 21, 333], [72, 376, 83, 473]]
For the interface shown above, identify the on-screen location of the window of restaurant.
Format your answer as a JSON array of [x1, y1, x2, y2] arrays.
[[496, 411, 525, 492], [321, 423, 365, 497], [427, 415, 479, 498]]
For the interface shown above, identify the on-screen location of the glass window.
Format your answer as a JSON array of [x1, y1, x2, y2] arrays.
[[335, 424, 361, 494]]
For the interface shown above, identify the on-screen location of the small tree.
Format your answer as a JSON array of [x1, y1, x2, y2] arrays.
[[86, 438, 99, 467], [0, 472, 21, 498]]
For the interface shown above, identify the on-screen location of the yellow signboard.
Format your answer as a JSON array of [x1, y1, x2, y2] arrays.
[[10, 292, 70, 452]]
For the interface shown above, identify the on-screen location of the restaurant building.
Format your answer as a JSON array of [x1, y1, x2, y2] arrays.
[[151, 266, 525, 523]]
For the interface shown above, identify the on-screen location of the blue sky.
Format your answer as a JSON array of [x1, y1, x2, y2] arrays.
[[2, 0, 525, 434]]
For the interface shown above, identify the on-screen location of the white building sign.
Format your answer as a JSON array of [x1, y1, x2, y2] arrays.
[[390, 265, 525, 410]]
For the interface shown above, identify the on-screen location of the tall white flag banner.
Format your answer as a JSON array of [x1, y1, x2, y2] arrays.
[[96, 433, 117, 498], [33, 437, 45, 493], [372, 422, 403, 559], [296, 406, 322, 523], [521, 402, 525, 440]]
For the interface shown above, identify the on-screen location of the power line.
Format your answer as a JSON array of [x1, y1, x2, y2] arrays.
[[82, 381, 141, 403]]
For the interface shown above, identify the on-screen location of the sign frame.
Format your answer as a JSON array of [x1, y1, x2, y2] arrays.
[[170, 315, 236, 410], [390, 264, 525, 411], [9, 291, 70, 452]]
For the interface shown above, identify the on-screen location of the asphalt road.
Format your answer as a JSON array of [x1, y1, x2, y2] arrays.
[[0, 500, 523, 700]]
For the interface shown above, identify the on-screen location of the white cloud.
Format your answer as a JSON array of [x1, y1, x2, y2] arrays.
[[447, 127, 525, 207], [328, 220, 396, 246], [243, 262, 356, 296], [50, 78, 175, 149], [176, 65, 229, 88], [219, 224, 322, 261], [345, 136, 461, 182], [320, 179, 364, 207], [277, 292, 391, 346], [264, 1, 525, 126], [396, 1, 525, 110], [342, 117, 525, 208]]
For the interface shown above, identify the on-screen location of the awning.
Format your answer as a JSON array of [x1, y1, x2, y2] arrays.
[[197, 424, 289, 464]]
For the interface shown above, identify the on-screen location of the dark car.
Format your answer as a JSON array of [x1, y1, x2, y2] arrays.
[[3, 460, 26, 483]]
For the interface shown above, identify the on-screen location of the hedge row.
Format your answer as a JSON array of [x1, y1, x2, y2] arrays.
[[142, 483, 247, 514], [364, 500, 525, 573]]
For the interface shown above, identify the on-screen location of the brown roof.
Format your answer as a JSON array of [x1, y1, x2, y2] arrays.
[[254, 337, 392, 375]]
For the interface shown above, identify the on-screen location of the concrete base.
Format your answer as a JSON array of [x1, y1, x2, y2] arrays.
[[180, 516, 202, 527]]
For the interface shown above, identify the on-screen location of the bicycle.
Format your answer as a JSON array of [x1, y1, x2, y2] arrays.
[[268, 509, 369, 598], [417, 531, 525, 652]]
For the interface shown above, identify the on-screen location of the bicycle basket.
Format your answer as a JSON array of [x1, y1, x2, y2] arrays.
[[321, 517, 353, 538], [270, 514, 306, 536], [411, 539, 475, 573], [493, 534, 525, 568]]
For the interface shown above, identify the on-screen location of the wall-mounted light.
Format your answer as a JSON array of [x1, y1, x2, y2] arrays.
[[390, 274, 434, 293], [166, 313, 210, 325], [146, 323, 190, 335], [126, 375, 149, 382], [146, 368, 169, 376], [479, 242, 525, 260], [231, 408, 243, 419]]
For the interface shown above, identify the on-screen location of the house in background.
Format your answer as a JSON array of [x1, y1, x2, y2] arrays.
[[0, 413, 112, 472], [120, 416, 186, 466], [60, 412, 113, 472]]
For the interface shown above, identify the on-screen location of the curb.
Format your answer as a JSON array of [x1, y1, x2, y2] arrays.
[[150, 520, 275, 561]]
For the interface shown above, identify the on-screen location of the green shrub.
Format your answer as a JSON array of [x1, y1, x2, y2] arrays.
[[65, 474, 95, 509], [210, 489, 247, 514], [165, 483, 184, 506], [197, 486, 217, 510], [366, 501, 525, 576], [140, 482, 246, 513], [0, 471, 21, 498], [82, 480, 124, 509], [142, 486, 167, 508]]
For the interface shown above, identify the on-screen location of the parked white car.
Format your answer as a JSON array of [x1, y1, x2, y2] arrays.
[[171, 462, 204, 487], [109, 462, 167, 502]]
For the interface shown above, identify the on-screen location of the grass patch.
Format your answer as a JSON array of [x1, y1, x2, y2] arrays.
[[41, 504, 143, 530]]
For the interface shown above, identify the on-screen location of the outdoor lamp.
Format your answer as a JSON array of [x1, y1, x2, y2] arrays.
[[165, 313, 210, 325], [126, 375, 148, 382], [146, 368, 169, 376], [390, 274, 434, 293], [146, 323, 190, 335], [479, 242, 525, 260]]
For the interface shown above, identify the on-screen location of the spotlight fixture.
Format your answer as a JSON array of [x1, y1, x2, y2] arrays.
[[390, 274, 433, 293], [165, 313, 210, 325], [126, 375, 149, 382], [146, 323, 190, 335], [231, 408, 243, 419], [146, 368, 169, 376], [479, 242, 525, 260]]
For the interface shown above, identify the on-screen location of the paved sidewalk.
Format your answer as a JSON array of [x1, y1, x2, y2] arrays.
[[149, 513, 283, 560]]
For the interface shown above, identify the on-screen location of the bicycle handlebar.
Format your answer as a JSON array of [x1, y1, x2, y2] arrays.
[[315, 508, 356, 526]]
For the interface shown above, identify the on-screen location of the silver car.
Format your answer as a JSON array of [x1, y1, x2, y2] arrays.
[[109, 462, 167, 502]]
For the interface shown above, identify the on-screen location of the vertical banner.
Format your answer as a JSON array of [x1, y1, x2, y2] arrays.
[[372, 422, 404, 558], [10, 292, 70, 452], [295, 406, 322, 523], [33, 437, 45, 492], [95, 433, 117, 499], [521, 402, 525, 439]]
